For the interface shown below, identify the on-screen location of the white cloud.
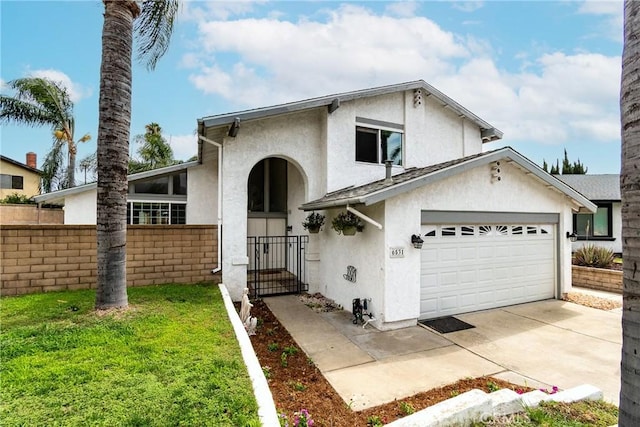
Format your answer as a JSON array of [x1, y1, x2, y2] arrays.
[[188, 5, 468, 105], [451, 1, 485, 13], [28, 69, 92, 103], [577, 0, 623, 41], [184, 3, 621, 148], [167, 133, 198, 161], [181, 0, 264, 22], [385, 1, 419, 18]]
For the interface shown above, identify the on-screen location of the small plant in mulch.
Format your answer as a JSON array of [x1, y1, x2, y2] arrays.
[[366, 415, 386, 426], [267, 343, 279, 352], [486, 380, 500, 392], [280, 352, 288, 368], [283, 345, 299, 356], [289, 381, 307, 392], [399, 401, 415, 415], [262, 366, 272, 380]]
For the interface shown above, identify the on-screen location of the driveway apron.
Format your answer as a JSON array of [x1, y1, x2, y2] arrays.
[[264, 296, 621, 409]]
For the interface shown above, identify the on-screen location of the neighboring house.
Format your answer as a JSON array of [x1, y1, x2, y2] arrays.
[[0, 152, 41, 199], [195, 80, 595, 330], [554, 174, 621, 254], [33, 160, 217, 225]]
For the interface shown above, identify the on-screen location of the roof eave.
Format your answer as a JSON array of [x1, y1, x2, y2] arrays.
[[299, 147, 596, 212]]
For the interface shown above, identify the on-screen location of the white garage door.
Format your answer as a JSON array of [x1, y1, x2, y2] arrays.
[[420, 223, 555, 319]]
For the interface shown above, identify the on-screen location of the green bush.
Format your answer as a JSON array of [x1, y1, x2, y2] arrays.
[[573, 244, 615, 268], [0, 193, 35, 204]]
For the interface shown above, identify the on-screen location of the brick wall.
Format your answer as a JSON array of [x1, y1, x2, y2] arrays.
[[1, 225, 219, 296], [0, 205, 64, 224], [572, 265, 622, 294]]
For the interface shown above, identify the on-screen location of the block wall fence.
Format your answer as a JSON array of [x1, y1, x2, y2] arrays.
[[571, 265, 622, 294], [1, 225, 219, 296]]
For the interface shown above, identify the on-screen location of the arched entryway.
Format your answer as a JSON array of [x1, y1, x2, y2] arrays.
[[246, 157, 309, 297]]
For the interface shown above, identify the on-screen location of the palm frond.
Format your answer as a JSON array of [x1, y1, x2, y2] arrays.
[[41, 140, 66, 193], [135, 0, 180, 70], [1, 78, 72, 129]]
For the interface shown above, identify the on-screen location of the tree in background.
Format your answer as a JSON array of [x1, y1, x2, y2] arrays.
[[542, 149, 588, 174], [96, 0, 179, 310], [0, 77, 90, 192], [619, 1, 640, 424], [129, 122, 175, 173]]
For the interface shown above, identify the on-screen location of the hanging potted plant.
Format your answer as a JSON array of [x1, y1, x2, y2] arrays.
[[331, 211, 363, 236], [302, 212, 325, 234]]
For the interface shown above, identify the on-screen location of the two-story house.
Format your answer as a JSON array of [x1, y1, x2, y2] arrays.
[[0, 152, 41, 199], [197, 80, 595, 330]]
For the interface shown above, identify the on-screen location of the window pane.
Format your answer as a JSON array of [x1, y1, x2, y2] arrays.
[[356, 127, 378, 163], [576, 214, 593, 237], [248, 160, 265, 212], [269, 158, 287, 213], [171, 204, 186, 224], [131, 202, 170, 224], [173, 172, 187, 195], [11, 175, 24, 189], [0, 174, 12, 189], [593, 207, 609, 236], [381, 130, 402, 165], [134, 177, 169, 194]]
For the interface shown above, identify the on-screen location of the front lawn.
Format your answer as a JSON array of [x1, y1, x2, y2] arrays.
[[1, 283, 260, 426]]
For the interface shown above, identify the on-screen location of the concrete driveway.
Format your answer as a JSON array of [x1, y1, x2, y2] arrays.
[[265, 296, 621, 410]]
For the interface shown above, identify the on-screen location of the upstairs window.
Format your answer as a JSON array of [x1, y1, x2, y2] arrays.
[[355, 126, 403, 165], [0, 174, 23, 190], [131, 171, 187, 196]]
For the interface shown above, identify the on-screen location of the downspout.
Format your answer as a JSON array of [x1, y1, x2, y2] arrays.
[[198, 134, 223, 274]]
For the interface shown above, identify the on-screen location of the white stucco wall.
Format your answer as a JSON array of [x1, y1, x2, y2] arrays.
[[571, 201, 622, 254], [378, 160, 574, 326], [315, 204, 386, 325], [64, 189, 97, 224], [187, 152, 218, 224], [217, 109, 324, 300], [324, 91, 484, 193]]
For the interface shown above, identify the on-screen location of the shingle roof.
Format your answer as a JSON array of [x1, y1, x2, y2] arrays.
[[553, 174, 620, 201], [301, 147, 597, 212]]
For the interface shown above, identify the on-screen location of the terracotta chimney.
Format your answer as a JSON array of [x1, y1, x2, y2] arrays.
[[26, 152, 37, 169]]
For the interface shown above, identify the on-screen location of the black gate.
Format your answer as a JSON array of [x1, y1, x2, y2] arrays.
[[247, 235, 309, 298]]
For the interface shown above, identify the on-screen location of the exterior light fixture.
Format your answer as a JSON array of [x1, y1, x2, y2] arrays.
[[566, 231, 578, 242], [411, 234, 424, 249], [228, 117, 240, 137]]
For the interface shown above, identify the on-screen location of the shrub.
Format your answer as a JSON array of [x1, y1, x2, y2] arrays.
[[574, 244, 615, 268], [0, 193, 35, 204]]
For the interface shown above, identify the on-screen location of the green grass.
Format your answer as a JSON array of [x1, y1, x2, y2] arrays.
[[1, 283, 260, 427], [479, 400, 618, 426]]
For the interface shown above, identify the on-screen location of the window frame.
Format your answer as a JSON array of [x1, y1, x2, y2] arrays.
[[0, 174, 24, 190], [572, 201, 614, 241], [354, 118, 404, 166], [126, 201, 187, 225]]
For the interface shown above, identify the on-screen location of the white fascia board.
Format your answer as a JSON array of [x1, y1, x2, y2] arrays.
[[199, 80, 502, 141]]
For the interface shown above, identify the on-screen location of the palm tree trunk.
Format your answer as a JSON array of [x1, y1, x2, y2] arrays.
[[67, 142, 76, 188], [95, 0, 138, 309], [619, 1, 640, 424]]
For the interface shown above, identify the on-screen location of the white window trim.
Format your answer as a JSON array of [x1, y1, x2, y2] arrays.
[[355, 123, 405, 166]]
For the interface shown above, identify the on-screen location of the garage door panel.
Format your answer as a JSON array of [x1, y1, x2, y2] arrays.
[[420, 223, 555, 319]]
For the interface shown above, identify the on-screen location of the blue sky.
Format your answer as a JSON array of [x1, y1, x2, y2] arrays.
[[1, 0, 623, 181]]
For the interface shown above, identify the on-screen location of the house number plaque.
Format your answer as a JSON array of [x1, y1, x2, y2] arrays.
[[390, 247, 405, 258]]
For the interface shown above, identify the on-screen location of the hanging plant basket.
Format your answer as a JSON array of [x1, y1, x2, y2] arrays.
[[302, 212, 325, 234], [331, 211, 364, 236]]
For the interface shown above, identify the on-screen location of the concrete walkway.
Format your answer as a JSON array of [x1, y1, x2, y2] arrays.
[[264, 295, 621, 411]]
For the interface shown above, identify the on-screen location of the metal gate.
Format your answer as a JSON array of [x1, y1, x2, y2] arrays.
[[247, 235, 309, 298]]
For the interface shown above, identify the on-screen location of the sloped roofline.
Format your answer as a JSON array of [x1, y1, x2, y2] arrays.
[[198, 80, 503, 143], [0, 155, 42, 174], [33, 161, 199, 203], [300, 147, 596, 212]]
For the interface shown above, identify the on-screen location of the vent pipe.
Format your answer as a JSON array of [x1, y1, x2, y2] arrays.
[[385, 160, 393, 183]]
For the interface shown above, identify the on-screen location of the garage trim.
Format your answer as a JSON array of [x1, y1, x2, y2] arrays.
[[421, 211, 559, 225], [421, 210, 561, 303]]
